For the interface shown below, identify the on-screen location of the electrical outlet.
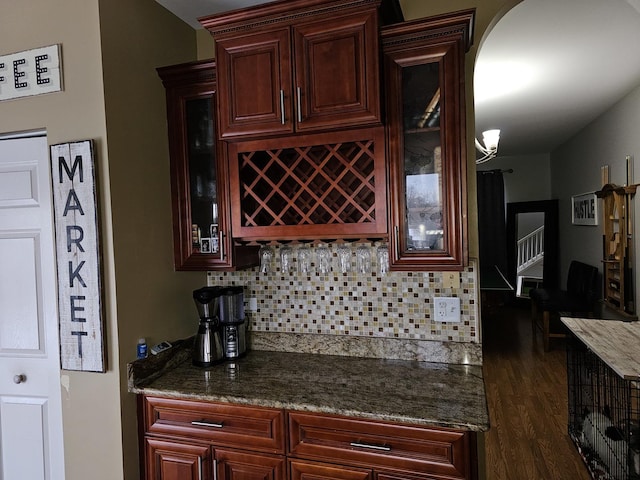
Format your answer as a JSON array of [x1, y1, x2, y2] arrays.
[[247, 297, 258, 312], [442, 272, 460, 289], [434, 297, 461, 322]]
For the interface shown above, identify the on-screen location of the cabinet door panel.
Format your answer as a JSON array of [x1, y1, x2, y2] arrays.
[[146, 437, 211, 480], [293, 10, 380, 132], [216, 29, 293, 138], [290, 459, 372, 480], [157, 60, 259, 271], [375, 470, 445, 480], [381, 13, 472, 271], [216, 448, 286, 480]]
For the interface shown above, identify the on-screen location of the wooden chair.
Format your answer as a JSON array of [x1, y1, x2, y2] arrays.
[[529, 261, 598, 351]]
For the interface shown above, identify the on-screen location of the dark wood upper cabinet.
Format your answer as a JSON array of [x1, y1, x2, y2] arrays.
[[381, 10, 474, 271], [291, 10, 380, 132], [156, 5, 476, 269], [201, 0, 382, 140], [214, 28, 293, 139], [157, 60, 258, 271]]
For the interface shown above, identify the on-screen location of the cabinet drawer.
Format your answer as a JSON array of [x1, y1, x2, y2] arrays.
[[288, 412, 471, 478], [143, 396, 285, 454]]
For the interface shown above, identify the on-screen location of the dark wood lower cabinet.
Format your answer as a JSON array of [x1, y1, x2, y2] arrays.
[[140, 396, 477, 480], [145, 438, 286, 480], [375, 472, 439, 480], [290, 459, 372, 480], [146, 437, 211, 480], [216, 448, 286, 480]]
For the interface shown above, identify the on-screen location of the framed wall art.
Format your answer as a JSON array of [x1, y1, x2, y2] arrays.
[[571, 192, 598, 226]]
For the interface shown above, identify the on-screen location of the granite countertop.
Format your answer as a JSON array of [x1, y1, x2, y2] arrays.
[[561, 316, 640, 380], [129, 344, 489, 432]]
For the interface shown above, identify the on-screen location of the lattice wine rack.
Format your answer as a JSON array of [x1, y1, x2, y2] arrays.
[[227, 128, 388, 241]]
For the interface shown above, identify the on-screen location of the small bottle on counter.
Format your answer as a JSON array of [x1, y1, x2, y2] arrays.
[[137, 338, 148, 359]]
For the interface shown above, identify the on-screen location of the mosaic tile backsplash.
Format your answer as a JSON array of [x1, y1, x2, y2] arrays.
[[207, 244, 479, 345]]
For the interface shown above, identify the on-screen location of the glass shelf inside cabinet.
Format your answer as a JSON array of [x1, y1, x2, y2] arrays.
[[402, 62, 443, 252], [186, 97, 219, 255]]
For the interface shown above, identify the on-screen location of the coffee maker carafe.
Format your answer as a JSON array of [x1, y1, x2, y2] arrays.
[[219, 286, 247, 359], [192, 286, 225, 367]]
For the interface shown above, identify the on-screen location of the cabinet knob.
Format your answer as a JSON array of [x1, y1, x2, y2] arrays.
[[13, 374, 26, 384]]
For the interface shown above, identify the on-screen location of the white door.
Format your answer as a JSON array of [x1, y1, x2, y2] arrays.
[[0, 132, 65, 479]]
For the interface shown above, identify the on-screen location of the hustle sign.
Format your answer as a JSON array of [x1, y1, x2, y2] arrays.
[[572, 192, 598, 226], [50, 140, 105, 372], [0, 45, 62, 101]]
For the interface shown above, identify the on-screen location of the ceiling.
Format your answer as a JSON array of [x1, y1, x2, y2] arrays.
[[154, 0, 270, 29], [475, 0, 640, 156], [155, 0, 640, 157]]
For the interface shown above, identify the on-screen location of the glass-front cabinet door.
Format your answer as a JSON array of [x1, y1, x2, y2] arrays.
[[381, 11, 473, 271], [185, 95, 220, 258], [158, 59, 257, 271]]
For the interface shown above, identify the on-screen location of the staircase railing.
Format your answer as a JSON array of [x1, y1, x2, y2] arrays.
[[517, 226, 544, 273]]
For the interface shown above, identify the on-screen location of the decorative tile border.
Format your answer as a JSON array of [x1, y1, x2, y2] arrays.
[[207, 245, 479, 351]]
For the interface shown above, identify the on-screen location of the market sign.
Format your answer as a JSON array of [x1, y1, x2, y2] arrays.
[[0, 45, 62, 101], [50, 140, 106, 372]]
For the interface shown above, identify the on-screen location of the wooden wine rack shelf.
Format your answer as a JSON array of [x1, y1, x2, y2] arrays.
[[227, 127, 388, 241]]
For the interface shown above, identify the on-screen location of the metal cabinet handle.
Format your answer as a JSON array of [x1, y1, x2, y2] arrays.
[[394, 225, 400, 258], [13, 374, 26, 384], [296, 87, 302, 123], [197, 456, 203, 480], [213, 459, 218, 480], [280, 90, 285, 125], [191, 420, 224, 428], [219, 231, 225, 260], [350, 441, 391, 451]]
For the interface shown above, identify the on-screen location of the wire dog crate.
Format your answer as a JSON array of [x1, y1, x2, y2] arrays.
[[567, 336, 640, 479]]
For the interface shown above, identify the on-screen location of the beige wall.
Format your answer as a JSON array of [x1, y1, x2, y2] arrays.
[[0, 1, 520, 479], [97, 0, 206, 478], [1, 0, 200, 479], [0, 1, 122, 479]]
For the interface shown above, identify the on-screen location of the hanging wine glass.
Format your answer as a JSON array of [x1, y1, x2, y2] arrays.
[[356, 244, 371, 274], [280, 245, 293, 273], [259, 244, 274, 274], [316, 243, 331, 274], [336, 243, 351, 273], [297, 244, 312, 274], [376, 243, 389, 275]]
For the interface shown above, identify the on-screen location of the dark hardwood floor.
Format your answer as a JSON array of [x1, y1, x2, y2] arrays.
[[482, 303, 592, 480]]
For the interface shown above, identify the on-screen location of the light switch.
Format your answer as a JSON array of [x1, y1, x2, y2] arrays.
[[434, 297, 461, 322], [442, 271, 460, 289]]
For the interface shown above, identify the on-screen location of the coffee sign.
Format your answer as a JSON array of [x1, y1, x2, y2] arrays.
[[0, 45, 62, 101]]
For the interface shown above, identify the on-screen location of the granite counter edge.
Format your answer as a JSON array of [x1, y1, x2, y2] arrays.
[[130, 385, 489, 432]]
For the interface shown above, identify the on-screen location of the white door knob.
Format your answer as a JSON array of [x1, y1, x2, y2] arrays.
[[13, 374, 26, 384]]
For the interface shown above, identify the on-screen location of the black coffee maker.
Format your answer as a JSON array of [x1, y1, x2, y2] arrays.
[[192, 286, 225, 367], [219, 286, 247, 359]]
